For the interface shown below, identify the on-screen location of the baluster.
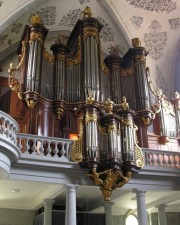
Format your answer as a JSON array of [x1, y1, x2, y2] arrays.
[[145, 152, 149, 165], [17, 137, 23, 151], [46, 141, 51, 156], [151, 153, 155, 166], [25, 138, 30, 153], [31, 139, 37, 154], [162, 154, 166, 166], [9, 124, 13, 140], [1, 117, 6, 134], [5, 120, 10, 138], [38, 140, 44, 155], [60, 143, 66, 158], [53, 142, 58, 157], [168, 154, 172, 167], [156, 153, 161, 166]]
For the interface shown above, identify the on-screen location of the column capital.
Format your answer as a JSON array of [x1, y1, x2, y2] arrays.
[[134, 189, 146, 196], [66, 184, 78, 191], [104, 201, 115, 208], [156, 204, 167, 210], [43, 199, 55, 207]]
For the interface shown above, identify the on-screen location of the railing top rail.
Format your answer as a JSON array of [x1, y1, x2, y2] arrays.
[[17, 133, 74, 144], [0, 110, 19, 131], [142, 148, 180, 155]]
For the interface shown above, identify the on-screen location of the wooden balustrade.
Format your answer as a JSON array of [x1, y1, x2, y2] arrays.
[[17, 133, 73, 160], [0, 110, 19, 145], [143, 149, 180, 168]]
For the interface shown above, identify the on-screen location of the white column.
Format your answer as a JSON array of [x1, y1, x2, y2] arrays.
[[65, 184, 77, 225], [136, 190, 148, 225], [43, 199, 55, 225], [148, 210, 152, 225], [104, 201, 114, 225], [157, 204, 167, 225]]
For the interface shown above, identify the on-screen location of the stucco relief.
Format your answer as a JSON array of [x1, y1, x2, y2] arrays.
[[97, 17, 114, 42], [0, 34, 8, 45], [30, 6, 56, 25], [11, 23, 23, 34], [155, 65, 168, 96], [59, 8, 83, 27], [59, 9, 114, 43], [169, 18, 180, 31], [144, 20, 167, 60], [130, 16, 143, 29], [126, 0, 176, 13], [79, 0, 90, 4]]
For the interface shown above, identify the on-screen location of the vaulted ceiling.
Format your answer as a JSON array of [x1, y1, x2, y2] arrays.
[[0, 0, 179, 98]]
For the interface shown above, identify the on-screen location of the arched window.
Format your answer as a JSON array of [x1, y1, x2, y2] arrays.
[[125, 214, 138, 225]]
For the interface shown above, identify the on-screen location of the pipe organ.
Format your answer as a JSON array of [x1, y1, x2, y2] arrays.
[[7, 7, 180, 200]]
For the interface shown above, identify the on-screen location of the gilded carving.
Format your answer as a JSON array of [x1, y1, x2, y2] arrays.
[[67, 36, 81, 66], [83, 26, 99, 42], [71, 118, 84, 162], [121, 96, 129, 110], [108, 124, 117, 134], [8, 41, 27, 92], [121, 117, 133, 128], [86, 89, 95, 104], [43, 49, 55, 63], [87, 168, 131, 201], [103, 98, 114, 114], [29, 31, 43, 45], [85, 112, 98, 125], [134, 54, 146, 64], [121, 67, 134, 77], [100, 59, 109, 75]]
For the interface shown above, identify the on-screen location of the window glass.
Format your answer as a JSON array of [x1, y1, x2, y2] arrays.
[[125, 214, 138, 225]]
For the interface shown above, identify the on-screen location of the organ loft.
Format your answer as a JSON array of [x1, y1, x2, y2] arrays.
[[2, 7, 179, 200]]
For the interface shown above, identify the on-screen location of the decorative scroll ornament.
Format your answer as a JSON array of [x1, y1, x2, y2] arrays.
[[85, 112, 98, 125], [67, 36, 81, 66], [100, 59, 109, 75], [87, 168, 131, 201], [43, 48, 55, 63], [134, 54, 146, 64], [134, 125, 144, 167], [83, 26, 99, 42], [8, 41, 27, 93], [121, 66, 134, 77], [71, 118, 84, 162]]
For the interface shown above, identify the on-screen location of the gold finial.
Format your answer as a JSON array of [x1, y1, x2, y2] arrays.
[[86, 89, 95, 104], [30, 15, 42, 25], [83, 6, 92, 18], [132, 38, 141, 48], [121, 96, 129, 110], [104, 98, 113, 114]]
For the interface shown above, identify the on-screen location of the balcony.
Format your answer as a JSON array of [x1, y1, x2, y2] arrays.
[[0, 110, 179, 185]]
